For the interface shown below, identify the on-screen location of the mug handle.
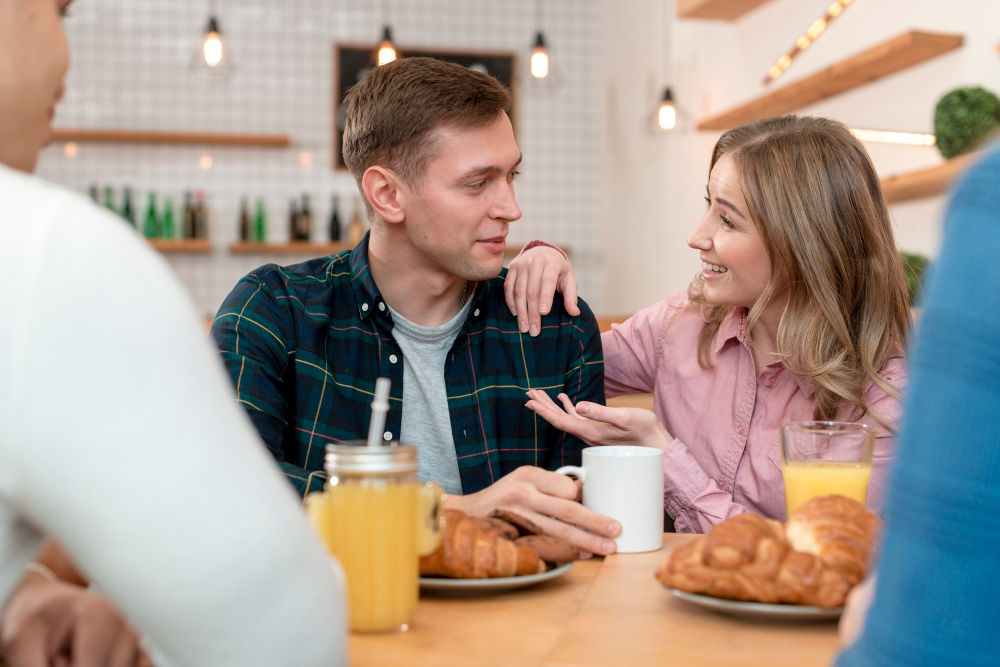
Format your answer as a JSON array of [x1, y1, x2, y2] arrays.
[[416, 481, 445, 556], [555, 465, 586, 482]]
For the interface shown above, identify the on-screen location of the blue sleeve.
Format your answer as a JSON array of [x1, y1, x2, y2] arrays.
[[837, 147, 1000, 666]]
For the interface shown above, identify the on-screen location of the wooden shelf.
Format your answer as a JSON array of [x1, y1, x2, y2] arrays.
[[677, 0, 773, 20], [52, 129, 290, 147], [697, 31, 964, 131], [148, 238, 212, 253], [881, 152, 980, 204], [230, 242, 354, 255]]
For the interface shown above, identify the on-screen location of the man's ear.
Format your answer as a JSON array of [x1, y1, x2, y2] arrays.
[[362, 166, 406, 224]]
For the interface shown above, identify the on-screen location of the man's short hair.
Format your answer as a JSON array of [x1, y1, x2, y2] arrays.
[[342, 57, 512, 206]]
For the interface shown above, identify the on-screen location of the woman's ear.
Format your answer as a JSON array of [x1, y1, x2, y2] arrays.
[[361, 166, 405, 224]]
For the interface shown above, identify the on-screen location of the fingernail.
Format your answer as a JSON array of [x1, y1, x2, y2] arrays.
[[541, 303, 549, 314], [609, 521, 621, 536], [577, 403, 589, 415], [529, 324, 539, 337], [509, 307, 516, 316], [602, 540, 616, 554], [519, 320, 528, 333]]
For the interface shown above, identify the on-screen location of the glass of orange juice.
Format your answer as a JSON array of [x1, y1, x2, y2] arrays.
[[305, 441, 443, 633], [780, 421, 875, 518]]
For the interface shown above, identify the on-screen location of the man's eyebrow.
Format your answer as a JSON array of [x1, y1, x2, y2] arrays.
[[459, 154, 523, 180]]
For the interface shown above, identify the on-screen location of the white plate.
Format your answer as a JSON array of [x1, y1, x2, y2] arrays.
[[420, 562, 574, 596], [665, 588, 843, 621]]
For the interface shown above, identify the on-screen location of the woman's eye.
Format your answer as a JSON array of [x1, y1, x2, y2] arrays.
[[720, 213, 735, 229]]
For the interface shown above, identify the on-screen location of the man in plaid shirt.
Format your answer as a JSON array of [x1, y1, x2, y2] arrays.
[[212, 57, 621, 555]]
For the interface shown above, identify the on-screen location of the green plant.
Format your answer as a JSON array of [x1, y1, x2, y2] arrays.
[[900, 251, 928, 306], [934, 87, 1000, 159]]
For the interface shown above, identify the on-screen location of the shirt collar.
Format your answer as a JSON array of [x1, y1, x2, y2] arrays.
[[348, 231, 492, 324], [712, 306, 816, 398]]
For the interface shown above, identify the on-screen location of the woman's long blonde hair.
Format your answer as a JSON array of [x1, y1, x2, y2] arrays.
[[690, 115, 909, 427]]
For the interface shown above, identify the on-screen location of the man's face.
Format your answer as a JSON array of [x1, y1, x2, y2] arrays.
[[0, 0, 71, 173], [397, 112, 523, 282]]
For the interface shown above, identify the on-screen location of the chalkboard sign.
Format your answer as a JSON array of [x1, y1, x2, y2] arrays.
[[334, 45, 517, 169]]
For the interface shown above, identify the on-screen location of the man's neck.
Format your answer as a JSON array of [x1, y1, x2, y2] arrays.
[[368, 226, 471, 328]]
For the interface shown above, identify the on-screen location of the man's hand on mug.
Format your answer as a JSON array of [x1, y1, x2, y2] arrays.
[[445, 466, 621, 556], [525, 390, 674, 451], [503, 245, 579, 337]]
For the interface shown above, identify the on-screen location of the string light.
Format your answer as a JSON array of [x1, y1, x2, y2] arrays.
[[377, 26, 397, 66], [658, 88, 676, 130], [850, 128, 936, 146], [203, 16, 223, 67], [763, 0, 856, 85], [531, 33, 549, 78], [63, 142, 78, 158]]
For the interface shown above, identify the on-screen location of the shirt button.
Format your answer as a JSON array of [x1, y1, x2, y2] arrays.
[[762, 378, 772, 388], [378, 302, 386, 312], [361, 303, 369, 312], [737, 424, 746, 435], [474, 308, 480, 317], [383, 431, 392, 441], [389, 354, 398, 364]]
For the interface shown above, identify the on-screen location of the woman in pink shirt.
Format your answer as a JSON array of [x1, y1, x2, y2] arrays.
[[512, 115, 909, 533]]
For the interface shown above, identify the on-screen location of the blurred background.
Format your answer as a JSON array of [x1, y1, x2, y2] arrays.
[[38, 0, 1000, 319]]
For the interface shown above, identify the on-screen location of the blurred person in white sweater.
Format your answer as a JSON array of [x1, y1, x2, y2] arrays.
[[0, 1, 348, 665]]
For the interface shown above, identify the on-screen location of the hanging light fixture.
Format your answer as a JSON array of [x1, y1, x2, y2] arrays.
[[656, 0, 676, 131], [203, 16, 223, 67], [378, 26, 397, 66], [658, 88, 677, 130], [531, 33, 549, 79], [190, 1, 235, 82], [530, 0, 549, 79]]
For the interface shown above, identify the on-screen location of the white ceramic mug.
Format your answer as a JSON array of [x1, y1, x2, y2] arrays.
[[556, 446, 664, 553]]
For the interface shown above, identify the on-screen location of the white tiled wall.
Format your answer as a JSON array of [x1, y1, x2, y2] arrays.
[[38, 0, 604, 317]]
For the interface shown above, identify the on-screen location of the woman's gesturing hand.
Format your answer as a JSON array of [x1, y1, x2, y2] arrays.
[[525, 390, 673, 451], [503, 245, 579, 337]]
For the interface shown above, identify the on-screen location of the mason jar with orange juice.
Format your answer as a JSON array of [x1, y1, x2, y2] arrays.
[[306, 441, 443, 633], [780, 421, 875, 517]]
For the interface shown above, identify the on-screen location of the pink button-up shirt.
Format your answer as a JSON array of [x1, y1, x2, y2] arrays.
[[602, 291, 906, 534]]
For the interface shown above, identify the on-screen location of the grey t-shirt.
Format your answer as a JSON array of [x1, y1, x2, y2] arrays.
[[388, 295, 475, 495]]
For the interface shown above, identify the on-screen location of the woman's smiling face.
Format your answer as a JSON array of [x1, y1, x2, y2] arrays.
[[686, 152, 777, 310]]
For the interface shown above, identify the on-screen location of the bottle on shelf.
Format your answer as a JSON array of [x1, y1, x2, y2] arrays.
[[183, 191, 196, 239], [347, 197, 364, 246], [328, 195, 341, 242], [194, 191, 208, 238], [103, 186, 115, 212], [121, 187, 136, 228], [162, 197, 175, 240], [288, 199, 300, 242], [254, 199, 267, 243], [238, 198, 250, 242], [88, 185, 99, 204], [143, 193, 159, 239], [298, 193, 312, 242]]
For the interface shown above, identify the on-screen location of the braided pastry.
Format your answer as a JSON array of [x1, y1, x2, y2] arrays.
[[656, 495, 879, 608]]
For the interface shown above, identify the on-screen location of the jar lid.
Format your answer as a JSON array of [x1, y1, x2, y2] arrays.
[[325, 440, 417, 475]]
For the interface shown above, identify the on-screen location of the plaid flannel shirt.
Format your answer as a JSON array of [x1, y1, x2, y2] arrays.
[[211, 234, 605, 496]]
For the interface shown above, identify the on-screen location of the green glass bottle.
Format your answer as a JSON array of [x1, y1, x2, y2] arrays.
[[143, 193, 159, 239], [254, 200, 267, 243], [103, 186, 115, 212], [162, 197, 175, 240], [121, 187, 136, 228]]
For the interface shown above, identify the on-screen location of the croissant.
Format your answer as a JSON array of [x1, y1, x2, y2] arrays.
[[656, 495, 879, 608], [420, 510, 545, 579]]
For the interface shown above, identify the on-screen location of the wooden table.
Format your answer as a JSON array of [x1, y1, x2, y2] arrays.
[[351, 534, 841, 667]]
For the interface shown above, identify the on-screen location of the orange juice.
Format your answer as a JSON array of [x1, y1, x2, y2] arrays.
[[781, 460, 871, 517], [307, 479, 416, 632]]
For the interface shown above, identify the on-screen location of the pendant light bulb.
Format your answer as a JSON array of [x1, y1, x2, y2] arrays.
[[203, 16, 223, 67], [530, 32, 549, 79], [378, 26, 397, 66], [658, 88, 676, 131]]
